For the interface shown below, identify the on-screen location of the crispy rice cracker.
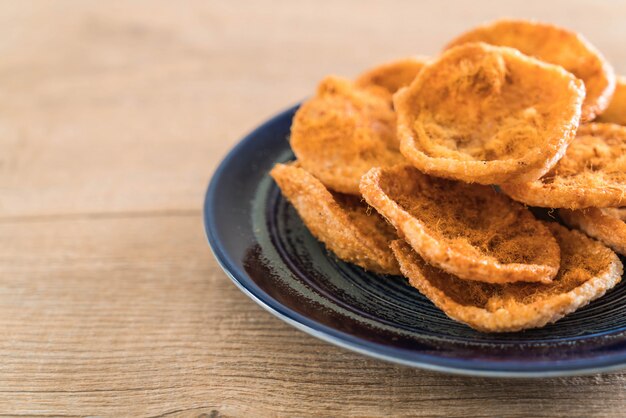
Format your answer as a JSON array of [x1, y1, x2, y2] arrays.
[[290, 76, 405, 195], [597, 76, 626, 125], [391, 223, 622, 332], [446, 19, 615, 121], [270, 162, 400, 274], [360, 165, 560, 284], [501, 123, 626, 209], [394, 42, 584, 184], [355, 57, 427, 98], [560, 207, 626, 255]]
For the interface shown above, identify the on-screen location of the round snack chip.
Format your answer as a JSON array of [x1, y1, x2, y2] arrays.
[[501, 123, 626, 209], [560, 207, 626, 255], [597, 76, 626, 125], [446, 19, 615, 121], [290, 76, 405, 195], [360, 165, 560, 284], [391, 222, 623, 333], [270, 162, 400, 275], [394, 42, 584, 185], [355, 57, 427, 98]]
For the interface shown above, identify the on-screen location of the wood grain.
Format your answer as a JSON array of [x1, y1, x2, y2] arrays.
[[2, 1, 626, 416]]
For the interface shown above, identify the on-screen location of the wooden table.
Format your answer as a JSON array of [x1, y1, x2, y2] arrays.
[[2, 1, 626, 416]]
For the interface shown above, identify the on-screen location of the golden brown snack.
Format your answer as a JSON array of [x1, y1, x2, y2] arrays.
[[604, 208, 626, 220], [290, 76, 405, 195], [360, 165, 560, 284], [597, 76, 626, 125], [394, 43, 584, 185], [270, 162, 400, 275], [501, 123, 626, 209], [446, 19, 615, 121], [391, 223, 623, 333], [560, 208, 626, 255], [355, 57, 427, 98]]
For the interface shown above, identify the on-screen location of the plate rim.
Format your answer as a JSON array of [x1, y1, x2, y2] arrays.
[[204, 104, 626, 378]]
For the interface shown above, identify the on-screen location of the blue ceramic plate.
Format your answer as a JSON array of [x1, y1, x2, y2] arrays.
[[204, 105, 626, 377]]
